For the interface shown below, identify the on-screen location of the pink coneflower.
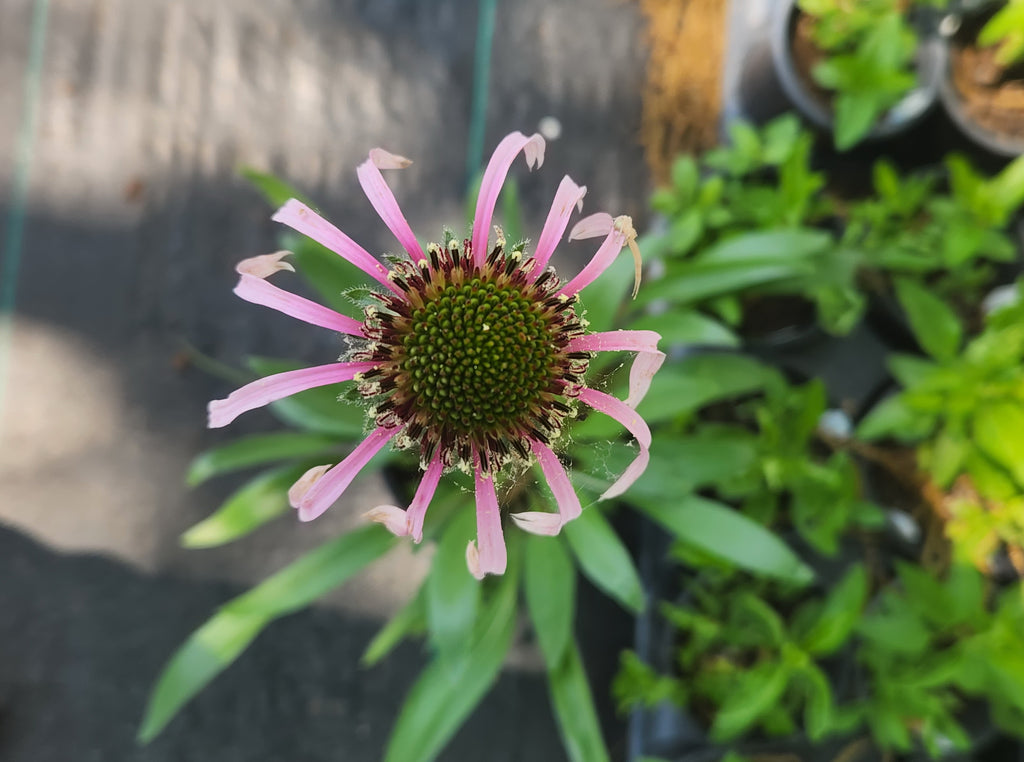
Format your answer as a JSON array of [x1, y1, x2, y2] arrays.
[[208, 132, 664, 578]]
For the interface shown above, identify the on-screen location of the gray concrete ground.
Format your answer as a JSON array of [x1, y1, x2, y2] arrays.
[[0, 0, 650, 759]]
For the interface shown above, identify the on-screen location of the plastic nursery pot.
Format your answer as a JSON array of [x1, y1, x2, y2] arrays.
[[937, 2, 1024, 158], [769, 0, 944, 143]]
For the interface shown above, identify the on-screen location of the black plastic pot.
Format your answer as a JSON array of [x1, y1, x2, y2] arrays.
[[936, 3, 1024, 158], [770, 0, 944, 143]]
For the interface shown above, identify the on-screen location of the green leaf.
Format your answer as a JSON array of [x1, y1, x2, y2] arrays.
[[893, 278, 963, 362], [426, 511, 481, 660], [635, 353, 776, 425], [856, 393, 933, 442], [247, 357, 368, 437], [974, 400, 1024, 488], [525, 535, 576, 669], [181, 465, 308, 548], [697, 228, 833, 264], [563, 508, 645, 614], [384, 550, 520, 762], [139, 525, 396, 742], [796, 664, 834, 741], [711, 660, 790, 740], [586, 429, 757, 498], [627, 309, 739, 348], [186, 432, 341, 486], [833, 91, 883, 151], [241, 167, 309, 208], [547, 642, 610, 762], [631, 495, 815, 584], [800, 565, 868, 655], [362, 588, 427, 666]]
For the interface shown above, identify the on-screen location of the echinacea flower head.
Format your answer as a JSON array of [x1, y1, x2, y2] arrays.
[[209, 132, 664, 578]]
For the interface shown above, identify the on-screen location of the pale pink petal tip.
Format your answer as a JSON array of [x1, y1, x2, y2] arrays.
[[288, 464, 332, 507], [236, 251, 295, 277], [626, 350, 666, 409], [466, 541, 484, 580], [569, 213, 614, 241], [511, 511, 563, 536], [369, 148, 413, 170], [523, 133, 546, 169], [364, 505, 411, 537]]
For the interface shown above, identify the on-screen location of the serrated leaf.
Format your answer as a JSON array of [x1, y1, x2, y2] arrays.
[[711, 661, 790, 740]]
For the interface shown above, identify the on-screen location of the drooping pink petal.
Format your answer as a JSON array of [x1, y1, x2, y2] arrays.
[[406, 450, 444, 543], [510, 512, 562, 536], [566, 330, 666, 408], [207, 361, 377, 428], [530, 176, 587, 275], [356, 149, 425, 262], [568, 212, 613, 241], [364, 505, 410, 537], [237, 251, 296, 278], [234, 274, 363, 336], [471, 132, 546, 267], [466, 458, 507, 579], [578, 388, 652, 501], [288, 464, 333, 506], [272, 199, 399, 294], [510, 440, 583, 536], [292, 426, 400, 522], [558, 222, 629, 298]]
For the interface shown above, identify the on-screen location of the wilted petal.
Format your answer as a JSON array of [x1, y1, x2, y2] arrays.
[[407, 450, 444, 543], [566, 330, 665, 408], [468, 459, 507, 578], [369, 148, 413, 170], [578, 388, 652, 500], [293, 426, 400, 522], [288, 464, 332, 506], [207, 361, 377, 428], [531, 176, 587, 274], [471, 132, 546, 267], [364, 505, 411, 537], [568, 212, 613, 241], [236, 251, 296, 277], [510, 511, 563, 536], [357, 149, 425, 261], [272, 199, 399, 294], [234, 274, 363, 336], [561, 216, 638, 299]]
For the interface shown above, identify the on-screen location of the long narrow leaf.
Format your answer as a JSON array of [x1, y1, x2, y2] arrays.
[[548, 642, 610, 762], [563, 508, 645, 614], [525, 535, 576, 669], [384, 546, 521, 762], [139, 525, 395, 742], [181, 464, 309, 548], [187, 432, 341, 486], [631, 495, 814, 585]]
